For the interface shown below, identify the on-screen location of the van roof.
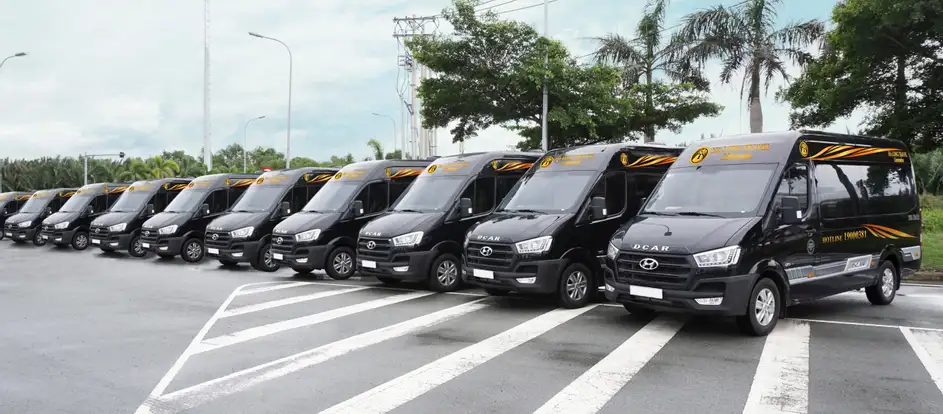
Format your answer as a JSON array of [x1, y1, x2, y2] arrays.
[[536, 141, 684, 172], [334, 159, 432, 182], [76, 182, 131, 195], [258, 166, 339, 181], [675, 130, 910, 168], [422, 151, 541, 176], [188, 173, 260, 189]]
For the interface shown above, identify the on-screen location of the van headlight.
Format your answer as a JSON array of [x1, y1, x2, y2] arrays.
[[295, 229, 321, 242], [158, 225, 178, 235], [515, 236, 552, 254], [18, 221, 31, 228], [54, 221, 69, 229], [693, 246, 741, 268], [607, 241, 619, 260], [230, 226, 254, 239], [392, 231, 423, 247], [108, 223, 126, 232]]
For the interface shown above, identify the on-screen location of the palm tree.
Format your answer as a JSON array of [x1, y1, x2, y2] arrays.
[[367, 139, 384, 160], [145, 156, 180, 178], [593, 0, 709, 142], [672, 0, 824, 132]]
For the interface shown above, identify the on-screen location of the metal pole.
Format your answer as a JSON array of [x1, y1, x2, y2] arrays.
[[83, 154, 88, 186], [540, 0, 549, 151], [249, 32, 292, 168], [243, 116, 265, 172], [371, 113, 397, 157], [0, 159, 4, 192]]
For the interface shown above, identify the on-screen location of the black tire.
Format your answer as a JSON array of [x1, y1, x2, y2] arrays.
[[180, 238, 204, 263], [866, 260, 897, 305], [428, 253, 462, 292], [736, 278, 781, 336], [71, 231, 90, 250], [376, 276, 400, 285], [557, 262, 594, 308], [291, 267, 314, 275], [218, 259, 239, 267], [251, 242, 279, 272], [484, 288, 509, 296], [128, 235, 147, 258], [32, 231, 46, 246], [622, 303, 658, 318], [325, 246, 355, 280]]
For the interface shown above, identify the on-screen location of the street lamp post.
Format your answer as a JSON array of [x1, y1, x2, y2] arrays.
[[243, 115, 266, 173], [83, 152, 125, 186], [540, 0, 549, 151], [371, 112, 397, 158], [249, 32, 293, 168], [0, 52, 27, 70]]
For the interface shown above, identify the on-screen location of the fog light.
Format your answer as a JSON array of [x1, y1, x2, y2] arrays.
[[605, 284, 614, 292], [296, 258, 308, 264], [393, 266, 409, 272], [54, 238, 61, 242], [516, 277, 536, 284], [159, 246, 168, 251], [232, 252, 243, 257], [109, 242, 118, 247], [694, 297, 723, 306]]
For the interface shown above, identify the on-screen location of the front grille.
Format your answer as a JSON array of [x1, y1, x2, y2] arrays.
[[466, 241, 515, 270], [270, 234, 297, 254], [90, 226, 111, 239], [140, 230, 160, 245], [205, 231, 232, 249], [615, 251, 692, 288], [357, 237, 392, 261]]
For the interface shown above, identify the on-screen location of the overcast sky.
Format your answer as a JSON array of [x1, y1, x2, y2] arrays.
[[0, 0, 860, 163]]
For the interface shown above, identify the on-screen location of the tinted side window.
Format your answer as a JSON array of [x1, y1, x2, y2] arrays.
[[389, 180, 412, 203], [831, 163, 916, 215], [93, 195, 108, 213], [814, 164, 858, 218], [363, 182, 389, 214], [774, 164, 809, 211], [151, 193, 168, 212], [496, 176, 520, 204], [209, 189, 228, 213], [460, 177, 496, 214], [588, 171, 625, 217], [292, 186, 309, 211]]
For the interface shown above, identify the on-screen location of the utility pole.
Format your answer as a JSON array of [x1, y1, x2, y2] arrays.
[[243, 116, 265, 172], [393, 15, 438, 159], [540, 0, 549, 151], [203, 0, 212, 170]]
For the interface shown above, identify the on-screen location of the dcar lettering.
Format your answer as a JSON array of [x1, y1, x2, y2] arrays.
[[476, 235, 501, 242], [633, 244, 669, 251], [362, 232, 382, 237]]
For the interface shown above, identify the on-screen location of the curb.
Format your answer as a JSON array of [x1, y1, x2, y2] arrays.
[[905, 271, 943, 283]]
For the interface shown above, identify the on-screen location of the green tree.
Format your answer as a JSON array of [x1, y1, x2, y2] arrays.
[[777, 0, 943, 150], [672, 0, 825, 133]]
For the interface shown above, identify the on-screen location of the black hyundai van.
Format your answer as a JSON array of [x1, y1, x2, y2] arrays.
[[271, 159, 430, 278], [0, 192, 32, 240], [40, 183, 130, 250], [3, 188, 77, 245], [356, 152, 539, 291], [605, 130, 922, 336], [462, 143, 683, 308], [205, 167, 338, 272], [89, 178, 192, 257], [140, 173, 257, 262]]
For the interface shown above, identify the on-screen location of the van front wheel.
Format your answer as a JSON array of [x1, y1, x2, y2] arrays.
[[428, 253, 462, 292], [557, 263, 593, 309], [866, 261, 897, 305], [736, 278, 780, 336], [325, 246, 355, 280], [252, 242, 279, 272], [181, 238, 204, 263]]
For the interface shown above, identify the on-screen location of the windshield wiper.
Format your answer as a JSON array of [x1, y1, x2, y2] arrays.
[[643, 211, 679, 216], [675, 212, 725, 218], [394, 209, 423, 213], [502, 209, 543, 214]]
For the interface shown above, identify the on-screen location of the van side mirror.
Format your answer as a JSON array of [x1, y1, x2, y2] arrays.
[[590, 196, 607, 219], [44, 206, 52, 215], [459, 197, 472, 218], [83, 205, 93, 217], [279, 201, 291, 216], [351, 200, 364, 217], [197, 203, 209, 218], [779, 196, 801, 225], [145, 204, 156, 215]]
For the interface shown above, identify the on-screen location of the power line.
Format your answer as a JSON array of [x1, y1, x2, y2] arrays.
[[477, 0, 521, 13], [494, 0, 558, 15]]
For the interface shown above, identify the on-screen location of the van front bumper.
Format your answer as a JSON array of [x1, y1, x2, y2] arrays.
[[462, 258, 567, 294], [357, 250, 436, 281], [5, 227, 36, 242], [41, 229, 75, 245], [141, 235, 185, 255], [271, 244, 328, 270], [91, 233, 133, 250], [605, 269, 755, 316], [206, 239, 262, 262]]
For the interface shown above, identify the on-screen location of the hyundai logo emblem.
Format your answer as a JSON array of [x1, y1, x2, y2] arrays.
[[211, 233, 219, 240], [143, 230, 150, 236], [639, 258, 659, 271], [480, 246, 493, 257], [366, 241, 376, 249], [276, 237, 283, 244], [95, 228, 100, 233]]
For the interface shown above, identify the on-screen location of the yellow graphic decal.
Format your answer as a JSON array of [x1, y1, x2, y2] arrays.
[[427, 160, 468, 173], [620, 153, 629, 166], [190, 180, 212, 188], [256, 177, 265, 184], [334, 172, 343, 179], [106, 186, 128, 194], [492, 161, 534, 172], [258, 174, 289, 184], [625, 155, 677, 168], [335, 169, 367, 179], [799, 141, 809, 157], [15, 194, 30, 201], [690, 147, 709, 164], [862, 224, 916, 239], [427, 165, 438, 173], [539, 156, 553, 168], [59, 191, 75, 198], [163, 183, 189, 191], [229, 179, 255, 187], [822, 229, 867, 244], [539, 154, 593, 168], [0, 195, 7, 201], [805, 145, 899, 161], [387, 168, 421, 179], [304, 173, 333, 183], [32, 192, 51, 199]]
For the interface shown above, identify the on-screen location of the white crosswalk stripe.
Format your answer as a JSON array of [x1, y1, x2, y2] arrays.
[[136, 282, 943, 414]]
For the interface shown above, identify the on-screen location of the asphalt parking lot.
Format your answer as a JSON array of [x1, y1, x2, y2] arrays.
[[1, 243, 942, 414]]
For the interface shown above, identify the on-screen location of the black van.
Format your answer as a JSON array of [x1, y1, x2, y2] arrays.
[[40, 183, 130, 250], [3, 188, 77, 245], [89, 178, 192, 257], [0, 192, 32, 240], [462, 143, 683, 308], [604, 131, 922, 336], [271, 159, 430, 278], [356, 152, 539, 291], [205, 167, 338, 272], [140, 173, 257, 262]]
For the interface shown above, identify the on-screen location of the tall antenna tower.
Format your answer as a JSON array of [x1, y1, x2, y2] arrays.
[[203, 0, 212, 170], [393, 15, 439, 159]]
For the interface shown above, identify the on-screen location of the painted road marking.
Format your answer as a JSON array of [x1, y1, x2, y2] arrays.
[[221, 286, 370, 318], [533, 315, 686, 414], [901, 327, 943, 395], [787, 317, 943, 333], [193, 291, 435, 354], [237, 281, 314, 295], [149, 298, 491, 413], [319, 305, 600, 414], [742, 319, 811, 414]]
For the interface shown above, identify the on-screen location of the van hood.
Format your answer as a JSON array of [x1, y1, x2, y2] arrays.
[[42, 211, 76, 226], [467, 212, 570, 244], [91, 212, 137, 227], [615, 215, 759, 255], [5, 212, 39, 227], [274, 211, 341, 234], [142, 212, 190, 230], [360, 212, 444, 238], [207, 212, 267, 232]]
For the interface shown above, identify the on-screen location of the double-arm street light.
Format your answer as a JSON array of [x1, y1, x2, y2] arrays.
[[82, 152, 125, 186], [371, 112, 397, 157], [249, 32, 293, 168], [243, 115, 266, 172]]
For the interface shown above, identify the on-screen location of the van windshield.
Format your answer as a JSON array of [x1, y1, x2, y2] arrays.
[[164, 189, 208, 213], [497, 170, 597, 213], [392, 176, 465, 212], [302, 181, 360, 212], [642, 163, 777, 217], [18, 195, 52, 214], [109, 191, 153, 212], [230, 185, 287, 212], [59, 194, 94, 213]]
